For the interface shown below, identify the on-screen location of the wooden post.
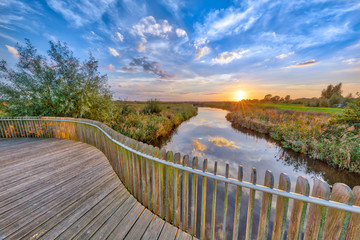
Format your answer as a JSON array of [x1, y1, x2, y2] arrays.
[[322, 183, 354, 240], [287, 176, 310, 240], [191, 157, 199, 236], [159, 148, 167, 219], [166, 151, 174, 223], [272, 173, 291, 240], [233, 165, 243, 240], [146, 145, 153, 211], [345, 186, 360, 239], [304, 178, 330, 240], [245, 168, 257, 240], [152, 147, 160, 215], [211, 161, 218, 240], [182, 155, 190, 233], [173, 152, 182, 227], [257, 170, 274, 240], [200, 159, 208, 240], [222, 163, 230, 240]]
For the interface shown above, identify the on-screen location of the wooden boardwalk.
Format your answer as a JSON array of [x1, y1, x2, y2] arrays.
[[0, 138, 194, 240]]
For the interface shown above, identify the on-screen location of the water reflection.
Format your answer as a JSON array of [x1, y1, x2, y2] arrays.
[[156, 107, 360, 239]]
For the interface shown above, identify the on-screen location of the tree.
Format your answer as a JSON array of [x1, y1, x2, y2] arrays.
[[285, 95, 291, 102], [271, 96, 280, 102], [321, 83, 343, 99], [264, 94, 272, 101], [331, 93, 360, 124], [0, 39, 114, 122]]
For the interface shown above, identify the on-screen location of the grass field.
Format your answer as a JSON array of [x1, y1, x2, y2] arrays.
[[256, 104, 343, 114]]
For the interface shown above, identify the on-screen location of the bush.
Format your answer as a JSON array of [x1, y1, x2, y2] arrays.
[[331, 94, 360, 124], [319, 98, 329, 107], [0, 39, 114, 123], [142, 99, 162, 114]]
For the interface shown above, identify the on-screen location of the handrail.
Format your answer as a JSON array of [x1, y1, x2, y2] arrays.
[[1, 117, 359, 239]]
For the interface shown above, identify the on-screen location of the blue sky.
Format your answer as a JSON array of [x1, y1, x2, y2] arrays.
[[1, 0, 359, 101]]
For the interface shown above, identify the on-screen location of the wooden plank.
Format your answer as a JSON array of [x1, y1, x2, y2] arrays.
[[345, 186, 360, 239], [141, 215, 165, 240], [146, 145, 153, 211], [53, 186, 128, 239], [272, 173, 291, 240], [152, 147, 160, 215], [72, 195, 136, 239], [322, 183, 354, 240], [159, 221, 178, 240], [182, 154, 190, 232], [222, 163, 230, 240], [287, 176, 310, 240], [166, 151, 174, 223], [174, 152, 182, 227], [257, 170, 274, 240], [39, 186, 127, 239], [159, 148, 167, 219], [303, 178, 330, 240], [232, 165, 243, 240], [191, 157, 199, 236], [245, 168, 257, 240], [106, 204, 145, 240], [124, 209, 154, 240], [200, 158, 208, 240], [175, 230, 193, 240], [210, 161, 218, 240]]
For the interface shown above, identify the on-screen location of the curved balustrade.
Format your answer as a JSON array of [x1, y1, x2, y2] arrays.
[[1, 117, 360, 239]]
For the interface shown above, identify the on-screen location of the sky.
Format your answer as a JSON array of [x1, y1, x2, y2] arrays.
[[0, 0, 359, 101]]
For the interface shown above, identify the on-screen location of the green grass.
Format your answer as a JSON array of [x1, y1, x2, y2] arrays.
[[256, 104, 343, 114]]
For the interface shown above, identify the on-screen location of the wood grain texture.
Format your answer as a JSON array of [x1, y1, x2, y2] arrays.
[[322, 183, 354, 240], [0, 138, 193, 240], [257, 170, 274, 240], [345, 186, 360, 239]]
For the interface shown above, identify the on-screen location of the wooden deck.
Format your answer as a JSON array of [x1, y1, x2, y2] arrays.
[[0, 138, 194, 240]]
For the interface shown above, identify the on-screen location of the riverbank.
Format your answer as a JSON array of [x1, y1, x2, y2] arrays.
[[226, 105, 360, 173], [110, 102, 197, 145]]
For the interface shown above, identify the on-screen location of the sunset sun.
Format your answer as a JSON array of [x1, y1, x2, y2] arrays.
[[235, 91, 245, 101]]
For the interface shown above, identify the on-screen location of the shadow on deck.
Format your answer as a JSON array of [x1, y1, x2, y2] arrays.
[[0, 138, 194, 240]]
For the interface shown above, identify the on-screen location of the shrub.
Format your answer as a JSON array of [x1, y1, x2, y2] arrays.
[[331, 93, 360, 124], [142, 99, 162, 114]]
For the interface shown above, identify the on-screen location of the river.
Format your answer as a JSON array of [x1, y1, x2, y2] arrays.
[[155, 107, 360, 239]]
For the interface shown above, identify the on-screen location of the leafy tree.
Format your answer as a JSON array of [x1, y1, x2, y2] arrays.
[[271, 95, 280, 102], [331, 93, 360, 124], [285, 95, 291, 102], [264, 94, 272, 101], [0, 39, 114, 122], [321, 83, 343, 99]]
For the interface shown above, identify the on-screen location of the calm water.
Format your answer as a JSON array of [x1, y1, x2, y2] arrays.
[[155, 107, 360, 239]]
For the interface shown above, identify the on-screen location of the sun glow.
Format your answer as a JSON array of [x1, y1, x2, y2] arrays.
[[235, 91, 245, 101]]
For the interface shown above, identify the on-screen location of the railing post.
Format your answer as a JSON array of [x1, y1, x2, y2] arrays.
[[245, 167, 256, 240], [182, 155, 190, 232], [210, 161, 218, 240], [191, 157, 198, 237], [200, 158, 208, 240]]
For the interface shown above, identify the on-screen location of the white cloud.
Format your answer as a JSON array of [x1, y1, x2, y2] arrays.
[[108, 47, 119, 56], [213, 49, 249, 64], [116, 32, 124, 42], [136, 42, 146, 52], [342, 58, 360, 65], [195, 46, 210, 60], [5, 45, 19, 57], [277, 51, 294, 59], [130, 16, 173, 41], [176, 28, 187, 38], [195, 6, 260, 42]]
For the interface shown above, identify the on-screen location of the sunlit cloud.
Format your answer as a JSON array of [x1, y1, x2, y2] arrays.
[[121, 67, 137, 73], [116, 32, 124, 42], [108, 47, 119, 56], [192, 139, 207, 157], [213, 49, 249, 64], [130, 16, 173, 42], [208, 136, 240, 149], [195, 46, 210, 60], [106, 64, 114, 71], [276, 51, 294, 59], [136, 42, 146, 52], [5, 45, 19, 57], [285, 59, 318, 68], [176, 28, 187, 38]]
